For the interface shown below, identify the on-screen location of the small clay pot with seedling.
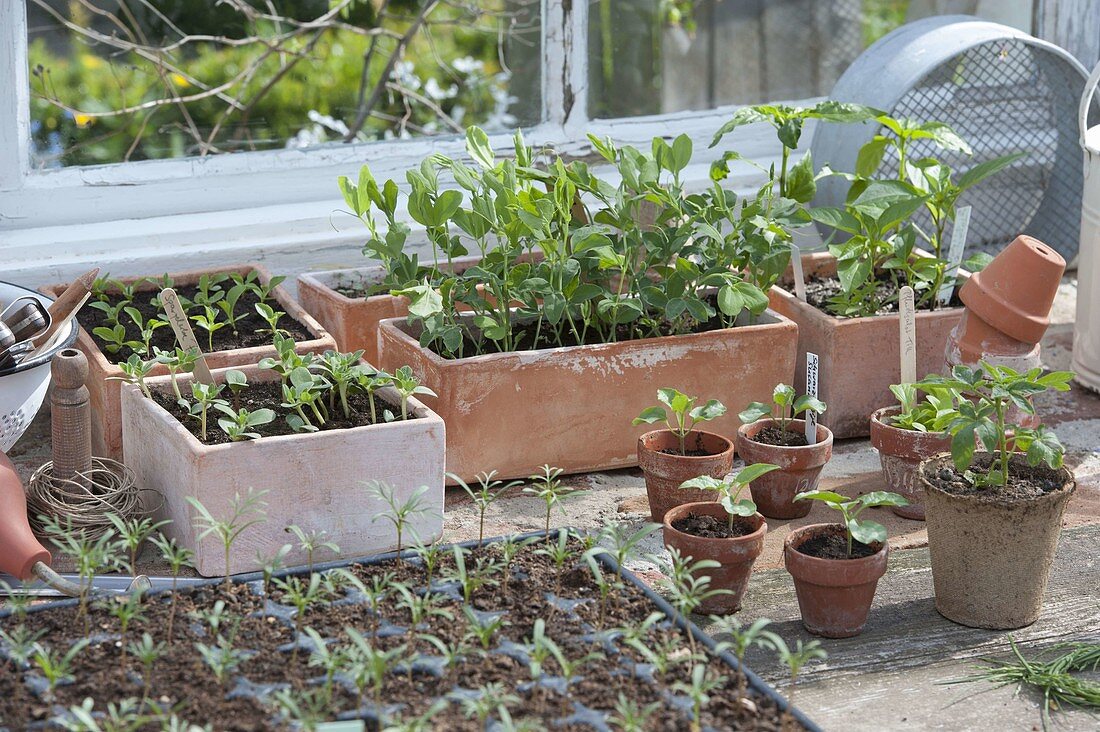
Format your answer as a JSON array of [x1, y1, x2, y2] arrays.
[[736, 384, 832, 519], [916, 363, 1076, 630], [662, 464, 778, 614], [634, 388, 735, 522], [869, 381, 960, 520], [783, 489, 907, 638]]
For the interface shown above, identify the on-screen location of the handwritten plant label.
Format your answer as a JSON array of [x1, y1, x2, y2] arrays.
[[160, 287, 215, 385], [899, 285, 917, 385], [937, 205, 971, 306], [805, 351, 820, 444], [791, 244, 807, 301]]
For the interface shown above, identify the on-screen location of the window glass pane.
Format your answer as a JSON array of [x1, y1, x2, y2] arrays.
[[587, 0, 1034, 119], [26, 0, 541, 168]]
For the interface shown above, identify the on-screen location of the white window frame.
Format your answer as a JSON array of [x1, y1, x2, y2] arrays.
[[0, 1, 788, 283]]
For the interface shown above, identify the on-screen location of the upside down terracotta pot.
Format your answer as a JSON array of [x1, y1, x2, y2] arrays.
[[784, 523, 888, 638], [919, 453, 1076, 630], [638, 430, 735, 522], [945, 235, 1065, 372], [662, 502, 767, 615], [868, 407, 952, 520], [735, 419, 833, 520]]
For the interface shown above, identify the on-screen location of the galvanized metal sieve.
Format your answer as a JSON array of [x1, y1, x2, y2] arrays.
[[810, 15, 1096, 263]]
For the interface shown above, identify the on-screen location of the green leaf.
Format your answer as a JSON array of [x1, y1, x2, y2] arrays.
[[733, 463, 780, 485], [632, 406, 667, 426], [709, 107, 767, 147], [671, 134, 692, 173], [465, 127, 495, 169], [721, 496, 758, 517], [433, 190, 463, 225], [738, 402, 771, 424], [809, 206, 861, 235], [956, 152, 1025, 191], [848, 518, 886, 546], [793, 394, 827, 416], [773, 383, 795, 407], [786, 153, 816, 203], [247, 409, 276, 426], [689, 399, 727, 422], [680, 475, 722, 491], [794, 490, 847, 505], [855, 137, 888, 178], [858, 491, 908, 509], [950, 424, 977, 471]]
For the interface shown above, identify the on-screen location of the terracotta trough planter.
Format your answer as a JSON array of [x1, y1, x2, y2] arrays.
[[638, 430, 734, 522], [768, 252, 966, 438], [919, 453, 1075, 629], [735, 419, 832, 520], [121, 366, 445, 576], [868, 407, 951, 520], [662, 502, 767, 614], [784, 523, 888, 638], [42, 264, 334, 461], [377, 309, 798, 482]]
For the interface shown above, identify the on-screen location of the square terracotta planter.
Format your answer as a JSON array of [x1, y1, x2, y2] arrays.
[[767, 252, 967, 439], [42, 264, 335, 461], [120, 366, 445, 576], [377, 310, 798, 482], [298, 253, 538, 365]]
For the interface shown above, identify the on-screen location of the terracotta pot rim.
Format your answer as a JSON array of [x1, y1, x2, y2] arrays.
[[663, 502, 767, 545], [918, 452, 1076, 507], [638, 429, 735, 461], [869, 406, 947, 439], [378, 307, 794, 365], [737, 418, 834, 453], [783, 523, 887, 567]]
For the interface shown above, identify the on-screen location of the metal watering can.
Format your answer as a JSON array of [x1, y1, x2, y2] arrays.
[[1077, 62, 1100, 392]]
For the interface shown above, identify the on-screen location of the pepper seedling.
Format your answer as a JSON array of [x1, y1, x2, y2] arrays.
[[793, 489, 908, 557], [633, 388, 727, 456], [679, 463, 780, 529], [887, 381, 960, 433], [739, 383, 826, 433]]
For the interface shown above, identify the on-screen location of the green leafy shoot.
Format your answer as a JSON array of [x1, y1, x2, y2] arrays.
[[793, 489, 907, 556], [633, 388, 726, 456], [887, 381, 960, 433], [680, 463, 779, 529], [186, 488, 269, 591], [739, 383, 826, 433]]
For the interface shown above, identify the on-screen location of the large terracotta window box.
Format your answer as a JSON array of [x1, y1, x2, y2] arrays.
[[42, 264, 334, 460], [121, 366, 445, 576], [767, 251, 967, 438], [377, 310, 798, 482]]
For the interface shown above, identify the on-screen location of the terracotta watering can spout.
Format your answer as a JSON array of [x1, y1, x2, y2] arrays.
[[0, 451, 52, 580]]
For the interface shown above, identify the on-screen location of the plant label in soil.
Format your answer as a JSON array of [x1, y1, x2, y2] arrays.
[[899, 286, 916, 384], [317, 723, 365, 732], [805, 351, 819, 444], [937, 205, 971, 306], [791, 243, 807, 301], [160, 287, 215, 385]]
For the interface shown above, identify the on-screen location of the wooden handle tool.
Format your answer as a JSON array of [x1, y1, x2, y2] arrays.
[[32, 268, 99, 348]]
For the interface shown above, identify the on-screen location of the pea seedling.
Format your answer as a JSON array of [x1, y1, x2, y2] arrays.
[[633, 388, 726, 456], [680, 463, 780, 529], [739, 383, 826, 433], [793, 489, 908, 556]]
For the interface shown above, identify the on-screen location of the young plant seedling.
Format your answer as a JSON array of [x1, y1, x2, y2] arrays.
[[105, 514, 171, 576], [740, 383, 826, 434], [187, 381, 229, 442], [608, 693, 662, 732], [153, 346, 200, 401], [255, 543, 293, 598], [366, 481, 435, 558], [254, 302, 286, 337], [103, 590, 145, 674], [109, 354, 157, 398], [148, 533, 194, 642], [391, 365, 436, 420], [41, 515, 124, 634], [888, 381, 961, 432], [190, 304, 229, 352], [215, 406, 276, 441], [523, 465, 583, 538], [658, 547, 731, 658], [451, 470, 521, 546], [794, 489, 908, 557], [186, 488, 269, 591], [92, 323, 141, 356], [285, 525, 340, 574], [593, 520, 663, 580], [634, 388, 727, 456], [711, 615, 782, 696], [281, 366, 328, 432], [32, 638, 91, 700], [128, 632, 165, 697], [315, 349, 366, 418], [918, 363, 1073, 488], [679, 463, 780, 530], [672, 663, 727, 732], [772, 636, 827, 729]]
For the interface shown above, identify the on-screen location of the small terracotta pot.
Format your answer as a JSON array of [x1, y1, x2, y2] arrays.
[[868, 407, 951, 520], [919, 453, 1075, 630], [637, 430, 735, 522], [662, 502, 767, 615], [735, 419, 833, 519], [784, 523, 889, 638]]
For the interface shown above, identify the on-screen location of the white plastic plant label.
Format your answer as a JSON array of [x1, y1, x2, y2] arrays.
[[937, 205, 971, 306], [899, 285, 917, 385], [805, 351, 819, 444], [791, 243, 807, 301]]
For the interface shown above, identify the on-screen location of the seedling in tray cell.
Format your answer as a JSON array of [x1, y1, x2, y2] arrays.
[[186, 488, 269, 591], [633, 388, 727, 456], [39, 515, 124, 634], [105, 514, 171, 577], [711, 615, 782, 697], [452, 470, 522, 547], [367, 482, 435, 558], [286, 525, 340, 574], [148, 533, 194, 643], [673, 663, 728, 732], [523, 465, 584, 538], [32, 638, 90, 700]]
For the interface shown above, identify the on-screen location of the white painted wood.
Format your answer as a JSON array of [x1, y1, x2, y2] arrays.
[[0, 1, 30, 192], [1037, 0, 1100, 67]]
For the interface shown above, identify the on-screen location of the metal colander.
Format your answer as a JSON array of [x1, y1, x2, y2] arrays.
[[811, 15, 1096, 262]]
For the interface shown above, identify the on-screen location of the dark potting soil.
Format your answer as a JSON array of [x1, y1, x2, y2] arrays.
[[0, 538, 801, 731], [795, 526, 879, 560], [79, 281, 314, 364], [782, 273, 962, 317], [657, 431, 728, 457], [924, 453, 1068, 501], [750, 426, 808, 447], [672, 513, 757, 539], [149, 380, 415, 445], [657, 447, 716, 457]]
